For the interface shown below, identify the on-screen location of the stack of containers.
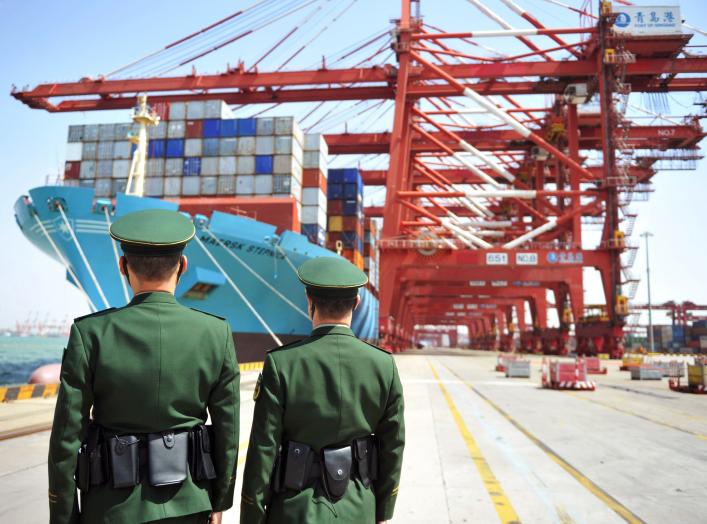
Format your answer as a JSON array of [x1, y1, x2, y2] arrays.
[[62, 101, 307, 231], [300, 134, 329, 246], [326, 168, 365, 270], [364, 218, 380, 291]]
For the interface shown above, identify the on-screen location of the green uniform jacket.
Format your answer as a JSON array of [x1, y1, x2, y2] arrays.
[[48, 292, 240, 524], [241, 325, 405, 524]]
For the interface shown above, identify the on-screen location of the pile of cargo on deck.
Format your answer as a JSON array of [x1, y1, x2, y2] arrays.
[[300, 134, 329, 246], [364, 218, 380, 291], [326, 168, 365, 270]]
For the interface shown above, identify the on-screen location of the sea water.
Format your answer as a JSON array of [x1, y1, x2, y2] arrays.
[[0, 336, 65, 385]]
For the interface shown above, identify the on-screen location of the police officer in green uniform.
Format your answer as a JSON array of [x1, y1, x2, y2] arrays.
[[48, 209, 240, 524], [241, 256, 405, 523]]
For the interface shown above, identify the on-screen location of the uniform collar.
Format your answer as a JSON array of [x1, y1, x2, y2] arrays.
[[311, 324, 355, 337], [129, 291, 178, 305]]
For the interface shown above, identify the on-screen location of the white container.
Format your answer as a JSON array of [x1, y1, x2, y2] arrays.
[[169, 102, 187, 120], [237, 155, 255, 175], [79, 160, 96, 179], [151, 121, 168, 139], [219, 138, 238, 156], [182, 176, 201, 196], [255, 174, 273, 194], [97, 160, 113, 178], [82, 142, 98, 160], [237, 136, 256, 155], [66, 143, 83, 162], [274, 155, 299, 175], [83, 124, 99, 141], [67, 125, 84, 143], [185, 138, 203, 157], [164, 177, 182, 196], [303, 151, 327, 170], [79, 179, 95, 188], [145, 177, 164, 197], [302, 188, 327, 208], [201, 176, 218, 195], [304, 133, 328, 155], [113, 179, 128, 194], [186, 101, 206, 120], [165, 158, 183, 177], [205, 100, 234, 119], [236, 175, 255, 195], [274, 136, 293, 155], [272, 174, 292, 195], [219, 156, 237, 176], [112, 160, 130, 179], [201, 157, 219, 176], [94, 179, 112, 197], [301, 205, 327, 225], [256, 117, 274, 136], [113, 141, 132, 159], [167, 121, 186, 138], [63, 179, 80, 188], [97, 141, 114, 160], [147, 158, 165, 177], [218, 175, 236, 195], [98, 124, 116, 141], [255, 136, 275, 155], [115, 123, 131, 140], [274, 117, 294, 135]]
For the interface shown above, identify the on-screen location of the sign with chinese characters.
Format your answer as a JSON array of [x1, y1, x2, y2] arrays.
[[515, 252, 538, 265], [613, 6, 682, 35], [486, 252, 509, 265], [546, 251, 584, 265]]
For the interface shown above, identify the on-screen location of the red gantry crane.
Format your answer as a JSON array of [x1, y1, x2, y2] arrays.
[[11, 0, 707, 357]]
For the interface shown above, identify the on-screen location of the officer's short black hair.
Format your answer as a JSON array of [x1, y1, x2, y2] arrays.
[[125, 253, 182, 281], [309, 294, 358, 318]]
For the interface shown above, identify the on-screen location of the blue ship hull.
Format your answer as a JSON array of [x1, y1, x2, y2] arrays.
[[14, 186, 379, 361]]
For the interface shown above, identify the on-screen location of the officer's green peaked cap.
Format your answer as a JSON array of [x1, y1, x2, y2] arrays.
[[297, 256, 368, 298], [110, 209, 195, 255]]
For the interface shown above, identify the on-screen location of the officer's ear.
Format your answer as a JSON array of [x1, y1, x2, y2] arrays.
[[119, 256, 127, 276], [177, 255, 188, 278], [353, 295, 361, 311]]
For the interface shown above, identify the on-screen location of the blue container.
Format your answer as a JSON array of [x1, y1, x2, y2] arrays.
[[343, 199, 362, 216], [148, 139, 166, 158], [238, 118, 257, 136], [202, 138, 220, 157], [131, 143, 137, 156], [165, 139, 184, 158], [220, 119, 238, 137], [342, 168, 360, 184], [328, 183, 344, 199], [328, 169, 345, 184], [301, 224, 326, 246], [673, 326, 685, 342], [255, 155, 274, 174], [341, 231, 360, 250], [343, 183, 362, 200], [183, 158, 201, 176], [202, 119, 221, 138]]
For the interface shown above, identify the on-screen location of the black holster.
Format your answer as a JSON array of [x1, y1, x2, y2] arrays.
[[189, 424, 217, 482], [353, 436, 378, 488], [321, 446, 352, 502], [282, 441, 314, 491], [107, 435, 140, 489], [76, 422, 106, 492], [148, 430, 189, 486]]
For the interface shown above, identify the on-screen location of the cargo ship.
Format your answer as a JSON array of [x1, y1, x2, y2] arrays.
[[13, 98, 380, 362]]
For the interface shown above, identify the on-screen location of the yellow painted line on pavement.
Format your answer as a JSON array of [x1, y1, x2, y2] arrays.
[[440, 361, 646, 524], [428, 360, 520, 524], [567, 392, 707, 441]]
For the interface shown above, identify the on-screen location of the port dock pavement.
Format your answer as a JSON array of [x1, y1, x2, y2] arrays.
[[2, 350, 707, 523]]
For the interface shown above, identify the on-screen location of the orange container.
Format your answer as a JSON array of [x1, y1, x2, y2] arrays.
[[302, 168, 328, 192]]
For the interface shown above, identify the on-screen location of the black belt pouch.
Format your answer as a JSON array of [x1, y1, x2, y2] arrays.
[[353, 437, 374, 488], [108, 435, 140, 489], [190, 425, 217, 481], [322, 446, 352, 501], [283, 441, 313, 491], [148, 431, 188, 486]]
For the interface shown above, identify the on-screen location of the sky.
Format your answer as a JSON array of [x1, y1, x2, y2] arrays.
[[1, 0, 706, 329]]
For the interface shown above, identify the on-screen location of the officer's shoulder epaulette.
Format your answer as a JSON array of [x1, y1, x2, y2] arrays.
[[362, 340, 392, 354], [74, 308, 117, 324], [189, 307, 226, 321], [266, 338, 307, 354]]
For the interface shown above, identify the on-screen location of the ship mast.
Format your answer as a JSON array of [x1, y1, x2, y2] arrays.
[[125, 94, 159, 196]]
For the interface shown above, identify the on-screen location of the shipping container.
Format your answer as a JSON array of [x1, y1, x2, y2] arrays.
[[98, 124, 116, 141], [238, 118, 257, 136], [185, 120, 203, 139], [272, 174, 292, 195], [83, 124, 100, 142], [273, 155, 298, 175], [95, 179, 112, 197], [202, 138, 220, 157], [328, 199, 343, 215], [68, 125, 84, 143], [218, 175, 236, 195], [301, 204, 327, 225], [237, 155, 256, 175], [256, 117, 274, 136], [79, 160, 96, 179], [97, 160, 113, 179], [152, 121, 168, 139], [148, 139, 166, 158], [165, 139, 185, 158], [169, 102, 187, 120], [112, 160, 130, 179], [183, 157, 202, 177], [147, 158, 165, 178], [329, 215, 343, 232], [219, 138, 238, 156], [237, 136, 256, 155], [256, 136, 275, 155], [219, 156, 237, 176], [302, 169, 328, 192], [64, 161, 81, 180], [220, 119, 238, 137], [236, 175, 255, 195], [300, 223, 326, 246], [113, 141, 132, 159], [185, 138, 203, 157], [165, 158, 184, 177], [173, 196, 300, 232], [164, 177, 182, 196], [202, 119, 221, 138], [274, 136, 294, 155], [182, 176, 201, 196], [255, 175, 274, 194], [115, 123, 131, 140], [82, 142, 98, 160], [302, 188, 327, 208], [205, 100, 234, 119], [328, 183, 343, 199], [343, 199, 363, 216], [201, 176, 218, 196], [186, 101, 206, 120], [167, 121, 186, 139], [256, 155, 274, 174], [114, 179, 128, 195], [303, 133, 329, 156], [66, 142, 82, 162], [200, 157, 219, 176], [145, 177, 164, 197]]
